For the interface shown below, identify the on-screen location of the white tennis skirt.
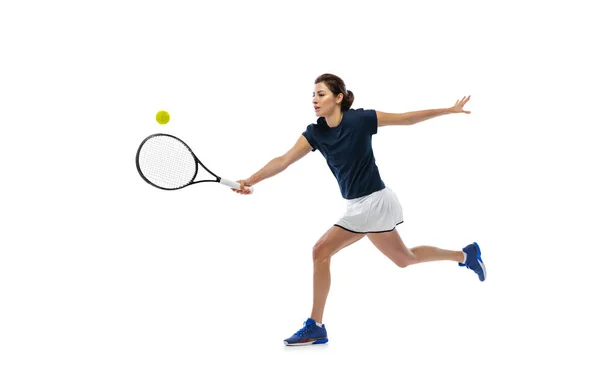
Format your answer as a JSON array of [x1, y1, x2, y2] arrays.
[[334, 187, 404, 234]]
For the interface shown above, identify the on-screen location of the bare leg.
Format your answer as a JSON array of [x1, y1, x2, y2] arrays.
[[367, 229, 464, 268], [310, 226, 365, 323]]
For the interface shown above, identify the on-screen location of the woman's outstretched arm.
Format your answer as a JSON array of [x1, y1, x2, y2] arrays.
[[376, 96, 471, 127]]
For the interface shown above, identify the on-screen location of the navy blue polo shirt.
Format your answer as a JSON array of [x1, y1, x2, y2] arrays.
[[302, 108, 385, 199]]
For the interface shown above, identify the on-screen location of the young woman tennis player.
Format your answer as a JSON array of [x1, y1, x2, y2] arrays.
[[232, 73, 486, 346]]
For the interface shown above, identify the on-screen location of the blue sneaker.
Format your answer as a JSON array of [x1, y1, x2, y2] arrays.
[[283, 318, 328, 346], [459, 242, 486, 281]]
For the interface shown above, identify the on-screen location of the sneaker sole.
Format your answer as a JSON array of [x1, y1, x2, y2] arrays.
[[284, 338, 328, 346], [473, 242, 487, 281]]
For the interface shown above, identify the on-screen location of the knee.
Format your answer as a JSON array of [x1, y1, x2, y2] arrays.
[[312, 242, 333, 264], [395, 253, 418, 268], [396, 260, 410, 268]]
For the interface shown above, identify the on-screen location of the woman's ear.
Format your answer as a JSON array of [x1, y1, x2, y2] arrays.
[[336, 93, 344, 104]]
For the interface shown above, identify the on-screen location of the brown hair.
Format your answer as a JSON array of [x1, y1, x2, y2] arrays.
[[314, 73, 354, 111]]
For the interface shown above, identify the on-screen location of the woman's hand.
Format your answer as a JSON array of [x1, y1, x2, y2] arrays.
[[449, 96, 471, 114], [231, 179, 253, 195]]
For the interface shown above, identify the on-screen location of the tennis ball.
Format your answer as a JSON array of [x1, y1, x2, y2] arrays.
[[156, 110, 170, 125]]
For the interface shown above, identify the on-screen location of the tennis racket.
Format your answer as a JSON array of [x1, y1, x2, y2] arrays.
[[135, 133, 253, 193]]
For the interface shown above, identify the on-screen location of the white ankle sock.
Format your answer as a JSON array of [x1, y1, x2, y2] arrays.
[[316, 322, 323, 327], [462, 252, 467, 263]]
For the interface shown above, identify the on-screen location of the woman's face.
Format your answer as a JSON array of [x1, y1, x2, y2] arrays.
[[313, 82, 342, 117]]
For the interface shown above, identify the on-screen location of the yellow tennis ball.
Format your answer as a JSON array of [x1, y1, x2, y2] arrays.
[[156, 110, 170, 125]]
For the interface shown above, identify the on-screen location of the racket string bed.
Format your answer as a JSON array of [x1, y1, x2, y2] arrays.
[[138, 135, 197, 189]]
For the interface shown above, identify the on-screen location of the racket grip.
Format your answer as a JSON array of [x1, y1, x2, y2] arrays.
[[220, 178, 254, 193]]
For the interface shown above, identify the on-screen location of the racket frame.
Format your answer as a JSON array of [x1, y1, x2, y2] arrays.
[[136, 133, 225, 191]]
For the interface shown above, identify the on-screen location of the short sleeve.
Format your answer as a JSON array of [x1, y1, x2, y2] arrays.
[[362, 109, 378, 135], [302, 124, 318, 152]]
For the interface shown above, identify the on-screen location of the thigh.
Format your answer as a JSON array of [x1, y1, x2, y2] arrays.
[[313, 225, 366, 258]]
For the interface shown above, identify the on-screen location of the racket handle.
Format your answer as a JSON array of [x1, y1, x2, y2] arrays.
[[220, 178, 254, 193]]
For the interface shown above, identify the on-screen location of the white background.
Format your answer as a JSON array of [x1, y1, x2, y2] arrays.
[[1, 0, 599, 371]]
